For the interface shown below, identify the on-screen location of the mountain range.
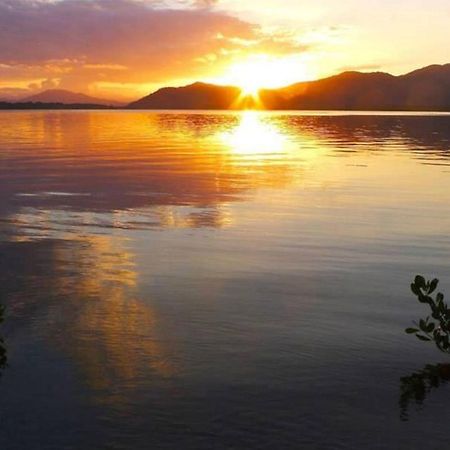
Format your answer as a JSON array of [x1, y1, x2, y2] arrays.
[[267, 64, 450, 111], [129, 64, 450, 111], [21, 89, 123, 107], [1, 64, 449, 111], [128, 82, 242, 110]]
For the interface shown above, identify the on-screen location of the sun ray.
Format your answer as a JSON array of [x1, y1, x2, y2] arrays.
[[214, 54, 314, 96]]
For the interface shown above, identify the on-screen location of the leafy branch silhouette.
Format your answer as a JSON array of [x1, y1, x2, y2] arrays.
[[400, 275, 450, 420], [405, 275, 450, 353]]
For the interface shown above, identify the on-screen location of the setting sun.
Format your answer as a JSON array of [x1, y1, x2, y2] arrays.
[[213, 55, 315, 96]]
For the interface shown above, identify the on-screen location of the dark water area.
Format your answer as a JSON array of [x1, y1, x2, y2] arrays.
[[0, 111, 449, 449]]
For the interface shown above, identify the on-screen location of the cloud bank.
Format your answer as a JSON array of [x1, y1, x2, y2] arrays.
[[0, 0, 302, 100]]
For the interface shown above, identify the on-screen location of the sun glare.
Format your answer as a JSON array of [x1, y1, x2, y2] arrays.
[[216, 55, 314, 96]]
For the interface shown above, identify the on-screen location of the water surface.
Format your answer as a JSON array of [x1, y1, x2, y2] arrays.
[[0, 111, 450, 449]]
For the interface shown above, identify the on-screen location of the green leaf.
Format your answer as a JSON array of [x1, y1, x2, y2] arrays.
[[411, 283, 420, 296], [429, 278, 439, 294], [406, 328, 419, 334], [415, 275, 426, 289], [416, 335, 431, 342]]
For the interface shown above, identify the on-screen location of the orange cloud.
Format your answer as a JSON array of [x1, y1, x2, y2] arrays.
[[0, 0, 306, 100]]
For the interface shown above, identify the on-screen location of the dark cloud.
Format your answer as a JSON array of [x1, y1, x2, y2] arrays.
[[0, 0, 253, 65], [0, 0, 305, 97]]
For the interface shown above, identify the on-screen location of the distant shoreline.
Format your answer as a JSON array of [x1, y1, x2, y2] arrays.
[[1, 104, 450, 114], [0, 102, 116, 110], [3, 63, 449, 112]]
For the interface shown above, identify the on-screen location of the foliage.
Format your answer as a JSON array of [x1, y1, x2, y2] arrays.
[[405, 275, 450, 354]]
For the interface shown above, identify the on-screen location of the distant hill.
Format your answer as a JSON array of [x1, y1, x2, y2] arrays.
[[22, 89, 122, 107], [264, 71, 398, 110], [276, 64, 450, 111], [0, 94, 21, 103], [2, 64, 449, 111], [398, 64, 450, 110], [128, 64, 450, 111], [128, 82, 242, 110], [0, 102, 114, 110]]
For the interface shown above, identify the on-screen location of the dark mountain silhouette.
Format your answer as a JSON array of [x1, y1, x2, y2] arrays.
[[266, 64, 450, 111], [22, 89, 122, 106], [264, 71, 398, 110], [1, 64, 449, 111], [399, 64, 450, 110], [129, 64, 450, 111], [0, 102, 114, 110], [128, 82, 243, 110], [278, 64, 450, 110]]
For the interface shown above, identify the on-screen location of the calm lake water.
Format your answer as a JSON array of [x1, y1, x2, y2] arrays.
[[0, 111, 449, 449]]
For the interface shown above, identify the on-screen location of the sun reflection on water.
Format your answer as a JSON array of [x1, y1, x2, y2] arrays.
[[50, 235, 177, 396], [220, 111, 289, 156]]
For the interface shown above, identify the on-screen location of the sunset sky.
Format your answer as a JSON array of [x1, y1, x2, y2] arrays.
[[0, 0, 449, 101]]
